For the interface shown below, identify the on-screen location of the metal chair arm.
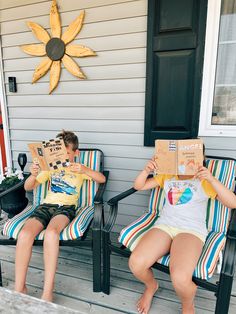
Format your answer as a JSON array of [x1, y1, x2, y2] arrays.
[[0, 174, 30, 198], [227, 208, 236, 240], [92, 171, 109, 231], [103, 187, 138, 233], [93, 171, 109, 205]]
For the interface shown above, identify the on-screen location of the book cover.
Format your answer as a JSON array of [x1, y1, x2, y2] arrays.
[[28, 138, 70, 171], [154, 139, 203, 175]]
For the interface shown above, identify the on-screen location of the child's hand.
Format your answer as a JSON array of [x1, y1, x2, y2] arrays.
[[70, 162, 87, 174], [144, 158, 157, 175], [195, 166, 214, 183], [30, 163, 40, 177]]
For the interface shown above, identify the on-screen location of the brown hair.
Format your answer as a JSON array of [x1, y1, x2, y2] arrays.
[[56, 130, 79, 151]]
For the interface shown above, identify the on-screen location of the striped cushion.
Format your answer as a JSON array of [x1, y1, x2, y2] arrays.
[[3, 150, 101, 241], [119, 158, 235, 279]]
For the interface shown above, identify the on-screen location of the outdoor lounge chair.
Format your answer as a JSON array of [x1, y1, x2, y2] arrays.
[[0, 148, 109, 292], [102, 156, 236, 313]]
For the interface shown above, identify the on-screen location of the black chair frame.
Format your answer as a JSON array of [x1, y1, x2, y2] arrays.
[[102, 155, 236, 313], [0, 148, 109, 292]]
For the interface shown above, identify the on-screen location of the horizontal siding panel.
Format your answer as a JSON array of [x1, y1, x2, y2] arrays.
[[12, 143, 153, 159], [5, 63, 146, 84], [0, 0, 143, 23], [1, 16, 147, 47], [8, 106, 144, 119], [9, 118, 144, 133], [6, 78, 145, 95], [4, 49, 146, 71], [0, 0, 47, 10], [3, 32, 146, 60], [105, 157, 146, 171], [7, 92, 145, 107], [10, 130, 144, 146]]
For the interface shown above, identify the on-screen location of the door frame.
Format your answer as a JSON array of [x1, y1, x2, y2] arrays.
[[0, 37, 12, 172]]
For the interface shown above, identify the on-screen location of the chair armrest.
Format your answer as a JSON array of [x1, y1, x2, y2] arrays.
[[94, 170, 109, 204], [0, 173, 30, 198], [227, 208, 236, 240], [103, 187, 138, 232], [107, 187, 137, 206]]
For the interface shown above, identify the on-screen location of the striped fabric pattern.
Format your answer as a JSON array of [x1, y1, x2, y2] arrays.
[[3, 150, 101, 241], [119, 187, 165, 251], [119, 158, 235, 279]]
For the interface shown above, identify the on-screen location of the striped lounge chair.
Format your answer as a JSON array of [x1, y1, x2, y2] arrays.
[[0, 149, 109, 292], [102, 156, 236, 314]]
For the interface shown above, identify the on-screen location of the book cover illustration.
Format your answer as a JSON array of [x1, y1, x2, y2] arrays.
[[155, 139, 203, 175], [28, 138, 70, 171]]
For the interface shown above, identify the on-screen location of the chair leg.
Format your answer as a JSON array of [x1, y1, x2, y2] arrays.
[[92, 228, 101, 292], [0, 261, 3, 286], [215, 273, 233, 314], [102, 231, 111, 294]]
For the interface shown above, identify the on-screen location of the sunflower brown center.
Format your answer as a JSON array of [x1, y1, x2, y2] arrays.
[[46, 38, 65, 61]]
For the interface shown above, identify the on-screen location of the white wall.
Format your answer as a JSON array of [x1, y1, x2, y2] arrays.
[[0, 0, 235, 231]]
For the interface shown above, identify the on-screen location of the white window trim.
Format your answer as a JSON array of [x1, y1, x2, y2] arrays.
[[198, 0, 236, 137], [0, 37, 12, 169]]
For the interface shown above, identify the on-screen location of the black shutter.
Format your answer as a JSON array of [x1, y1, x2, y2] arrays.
[[144, 0, 208, 146]]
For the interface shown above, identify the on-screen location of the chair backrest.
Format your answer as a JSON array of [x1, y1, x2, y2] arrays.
[[146, 157, 236, 234], [33, 149, 103, 210], [205, 158, 235, 234]]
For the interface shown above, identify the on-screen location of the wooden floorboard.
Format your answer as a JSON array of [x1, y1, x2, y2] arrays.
[[1, 243, 236, 313], [0, 214, 236, 314]]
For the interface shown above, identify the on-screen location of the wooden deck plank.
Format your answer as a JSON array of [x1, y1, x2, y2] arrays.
[[1, 245, 236, 313]]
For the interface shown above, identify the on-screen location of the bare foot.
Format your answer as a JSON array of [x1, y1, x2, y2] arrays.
[[41, 292, 53, 302], [15, 285, 27, 294], [182, 302, 195, 314], [137, 280, 158, 314]]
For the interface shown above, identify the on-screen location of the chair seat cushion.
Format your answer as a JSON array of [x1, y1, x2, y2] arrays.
[[3, 203, 95, 241], [158, 231, 226, 280]]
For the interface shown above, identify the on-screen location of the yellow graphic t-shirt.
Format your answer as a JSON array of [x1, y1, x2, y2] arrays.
[[36, 168, 91, 206]]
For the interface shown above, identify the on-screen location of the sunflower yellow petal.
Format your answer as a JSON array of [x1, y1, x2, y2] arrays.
[[61, 10, 85, 45], [66, 44, 96, 57], [32, 57, 52, 83], [27, 21, 51, 44], [21, 44, 46, 56], [62, 54, 86, 79], [50, 0, 61, 38], [49, 61, 61, 94]]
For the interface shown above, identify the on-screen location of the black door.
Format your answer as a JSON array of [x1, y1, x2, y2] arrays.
[[144, 0, 208, 146]]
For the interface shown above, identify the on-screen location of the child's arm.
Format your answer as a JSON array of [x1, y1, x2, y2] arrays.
[[24, 163, 40, 191], [195, 166, 236, 208], [70, 163, 106, 184], [134, 159, 159, 190]]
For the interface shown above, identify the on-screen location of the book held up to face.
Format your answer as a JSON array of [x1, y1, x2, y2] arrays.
[[154, 139, 204, 175], [28, 138, 70, 171]]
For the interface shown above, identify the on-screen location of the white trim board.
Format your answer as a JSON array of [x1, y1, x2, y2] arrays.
[[199, 0, 236, 137]]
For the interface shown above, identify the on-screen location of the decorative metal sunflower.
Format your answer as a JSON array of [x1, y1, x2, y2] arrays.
[[21, 0, 96, 94]]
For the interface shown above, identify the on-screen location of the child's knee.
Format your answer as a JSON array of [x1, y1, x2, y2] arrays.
[[17, 228, 35, 244], [129, 252, 147, 273], [170, 266, 193, 289], [44, 227, 60, 241]]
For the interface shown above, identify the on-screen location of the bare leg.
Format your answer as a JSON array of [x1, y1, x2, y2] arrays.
[[15, 218, 44, 293], [129, 228, 172, 314], [41, 215, 69, 302], [169, 233, 204, 314]]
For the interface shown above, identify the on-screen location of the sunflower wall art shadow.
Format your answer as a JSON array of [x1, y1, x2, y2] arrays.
[[21, 0, 96, 94]]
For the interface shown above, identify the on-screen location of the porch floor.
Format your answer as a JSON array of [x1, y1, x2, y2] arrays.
[[1, 225, 236, 313]]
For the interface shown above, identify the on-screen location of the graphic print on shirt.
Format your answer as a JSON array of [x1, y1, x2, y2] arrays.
[[166, 181, 197, 206], [50, 170, 77, 195]]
